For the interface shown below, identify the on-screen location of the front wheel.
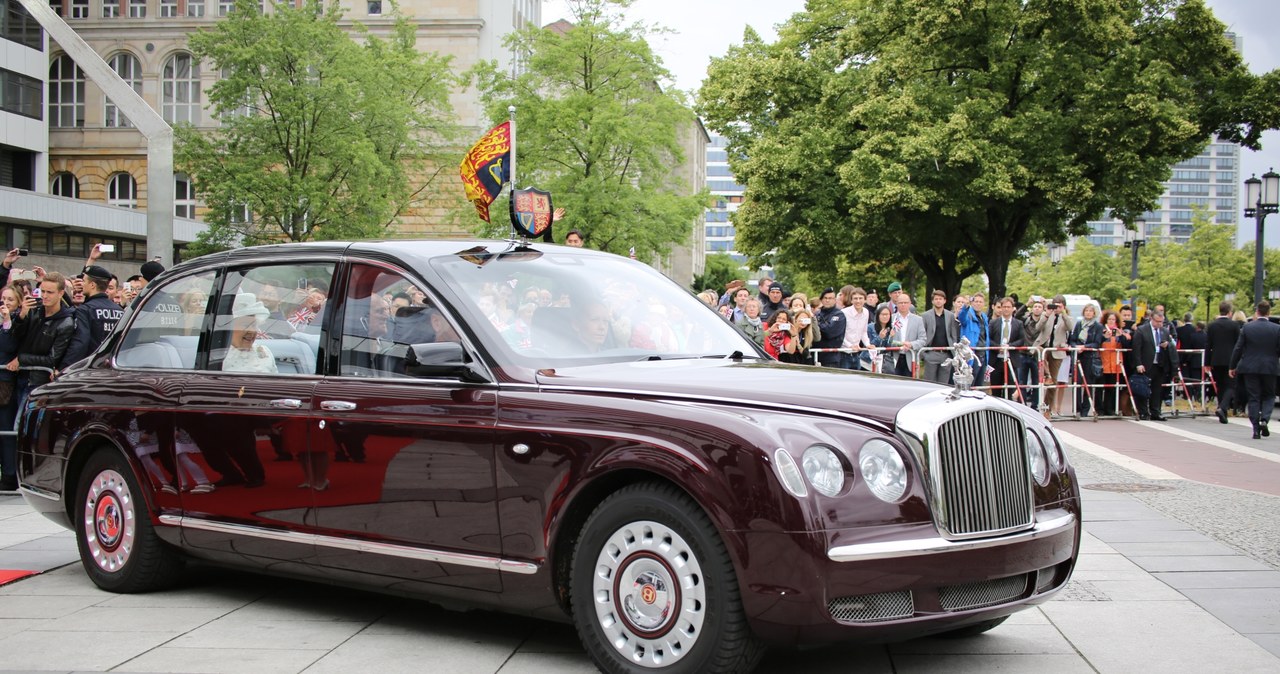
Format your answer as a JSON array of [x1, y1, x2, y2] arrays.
[[570, 482, 764, 673], [75, 449, 183, 592]]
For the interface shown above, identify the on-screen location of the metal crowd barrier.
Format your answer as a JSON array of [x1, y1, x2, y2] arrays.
[[807, 344, 1214, 421]]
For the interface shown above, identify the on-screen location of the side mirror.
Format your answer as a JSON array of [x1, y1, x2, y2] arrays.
[[405, 342, 483, 381]]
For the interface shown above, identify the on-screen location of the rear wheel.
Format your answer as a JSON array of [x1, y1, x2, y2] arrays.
[[75, 449, 183, 592], [570, 483, 764, 673]]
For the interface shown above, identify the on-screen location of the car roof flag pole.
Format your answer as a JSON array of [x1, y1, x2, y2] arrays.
[[508, 105, 518, 240]]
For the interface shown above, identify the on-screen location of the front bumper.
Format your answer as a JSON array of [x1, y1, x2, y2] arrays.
[[827, 511, 1076, 563], [735, 506, 1080, 646]]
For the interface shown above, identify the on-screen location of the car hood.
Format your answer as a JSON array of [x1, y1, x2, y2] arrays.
[[532, 359, 943, 428]]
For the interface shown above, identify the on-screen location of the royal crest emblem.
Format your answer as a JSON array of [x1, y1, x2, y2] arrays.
[[510, 187, 554, 241]]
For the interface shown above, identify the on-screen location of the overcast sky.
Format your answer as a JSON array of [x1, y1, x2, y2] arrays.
[[543, 0, 1280, 243]]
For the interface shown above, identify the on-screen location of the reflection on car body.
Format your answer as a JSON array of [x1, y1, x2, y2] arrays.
[[17, 240, 1080, 674]]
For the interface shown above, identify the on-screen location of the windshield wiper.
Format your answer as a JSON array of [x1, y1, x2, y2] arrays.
[[687, 351, 762, 361]]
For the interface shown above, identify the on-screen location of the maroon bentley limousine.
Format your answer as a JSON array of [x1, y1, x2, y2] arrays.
[[18, 240, 1079, 673]]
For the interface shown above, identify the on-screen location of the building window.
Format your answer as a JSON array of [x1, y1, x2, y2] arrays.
[[70, 0, 88, 18], [187, 0, 204, 16], [2, 1, 42, 49], [367, 0, 381, 14], [48, 55, 85, 128], [50, 0, 64, 16], [107, 172, 139, 208], [0, 67, 43, 119], [162, 53, 201, 125], [105, 52, 142, 128], [129, 0, 145, 17], [51, 172, 79, 198], [218, 67, 253, 120], [230, 201, 251, 224], [159, 0, 177, 17], [174, 173, 196, 218], [102, 0, 119, 18]]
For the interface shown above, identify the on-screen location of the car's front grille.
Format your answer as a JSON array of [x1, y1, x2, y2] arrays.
[[934, 410, 1034, 537], [828, 591, 914, 623], [939, 574, 1030, 611]]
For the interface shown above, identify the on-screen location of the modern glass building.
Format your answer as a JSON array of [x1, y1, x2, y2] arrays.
[[1077, 137, 1239, 248], [1072, 32, 1243, 250], [705, 133, 745, 263]]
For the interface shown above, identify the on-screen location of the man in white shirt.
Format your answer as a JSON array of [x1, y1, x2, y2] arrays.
[[840, 286, 872, 370]]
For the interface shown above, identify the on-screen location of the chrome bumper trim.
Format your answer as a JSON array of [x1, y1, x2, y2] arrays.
[[827, 513, 1076, 563], [161, 515, 540, 575]]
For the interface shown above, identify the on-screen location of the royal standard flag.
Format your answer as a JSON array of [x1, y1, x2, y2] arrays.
[[460, 122, 512, 222]]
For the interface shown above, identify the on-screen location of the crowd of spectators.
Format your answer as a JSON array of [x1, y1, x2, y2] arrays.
[[703, 277, 1237, 423], [0, 244, 160, 491]]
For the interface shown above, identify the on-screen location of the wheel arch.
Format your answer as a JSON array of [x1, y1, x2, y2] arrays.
[[62, 428, 153, 524], [548, 465, 744, 617]]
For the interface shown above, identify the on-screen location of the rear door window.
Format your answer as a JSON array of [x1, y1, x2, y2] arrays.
[[206, 264, 334, 375]]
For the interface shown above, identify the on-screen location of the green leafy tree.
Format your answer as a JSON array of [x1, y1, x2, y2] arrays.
[[1143, 211, 1251, 317], [470, 0, 707, 259], [698, 0, 1277, 302], [176, 0, 458, 253], [1005, 241, 1128, 306], [692, 253, 744, 293]]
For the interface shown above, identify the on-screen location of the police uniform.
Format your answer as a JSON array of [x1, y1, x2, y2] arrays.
[[64, 267, 124, 366]]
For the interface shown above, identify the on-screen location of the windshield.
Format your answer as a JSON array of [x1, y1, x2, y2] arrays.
[[431, 246, 759, 367]]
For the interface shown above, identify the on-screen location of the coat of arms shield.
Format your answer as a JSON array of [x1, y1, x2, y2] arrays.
[[510, 187, 554, 241]]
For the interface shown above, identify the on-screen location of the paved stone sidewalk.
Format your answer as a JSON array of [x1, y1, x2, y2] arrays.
[[0, 436, 1276, 673]]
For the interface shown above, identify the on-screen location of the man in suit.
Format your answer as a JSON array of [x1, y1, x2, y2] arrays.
[[1229, 301, 1280, 439], [1131, 310, 1179, 421], [891, 293, 926, 377], [920, 290, 959, 384], [1040, 298, 1075, 416], [988, 296, 1025, 399], [1206, 301, 1241, 423], [1020, 298, 1048, 410]]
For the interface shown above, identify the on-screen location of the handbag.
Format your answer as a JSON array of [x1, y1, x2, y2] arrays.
[[1089, 354, 1102, 380], [0, 379, 12, 406], [1130, 373, 1152, 398]]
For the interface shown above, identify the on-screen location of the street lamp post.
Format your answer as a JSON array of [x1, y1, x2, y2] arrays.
[[1049, 244, 1065, 266], [1123, 217, 1146, 310], [1245, 169, 1280, 307]]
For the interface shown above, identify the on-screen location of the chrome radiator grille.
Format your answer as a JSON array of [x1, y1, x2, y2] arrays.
[[934, 410, 1034, 537]]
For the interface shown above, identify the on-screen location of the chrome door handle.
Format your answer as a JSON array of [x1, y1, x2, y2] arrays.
[[269, 398, 302, 409], [320, 400, 357, 411]]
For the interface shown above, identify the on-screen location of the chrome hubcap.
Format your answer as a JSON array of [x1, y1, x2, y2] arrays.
[[593, 520, 705, 668], [83, 469, 135, 573]]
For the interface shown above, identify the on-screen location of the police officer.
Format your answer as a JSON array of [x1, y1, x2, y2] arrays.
[[65, 265, 124, 365]]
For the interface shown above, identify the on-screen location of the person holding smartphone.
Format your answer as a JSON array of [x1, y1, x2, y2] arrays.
[[7, 272, 76, 416], [763, 309, 794, 360]]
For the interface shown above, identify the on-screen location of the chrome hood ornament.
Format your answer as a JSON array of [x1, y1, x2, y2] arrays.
[[943, 337, 980, 398]]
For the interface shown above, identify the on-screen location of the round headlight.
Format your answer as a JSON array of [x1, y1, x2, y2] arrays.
[[802, 445, 846, 497], [1024, 428, 1049, 485], [859, 439, 907, 503]]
